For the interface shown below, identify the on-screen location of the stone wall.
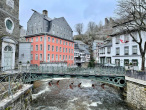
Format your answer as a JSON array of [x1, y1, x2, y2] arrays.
[[125, 77, 146, 110], [0, 85, 33, 110], [0, 0, 20, 39]]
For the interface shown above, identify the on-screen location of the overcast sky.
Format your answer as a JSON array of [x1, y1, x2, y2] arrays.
[[19, 0, 118, 35]]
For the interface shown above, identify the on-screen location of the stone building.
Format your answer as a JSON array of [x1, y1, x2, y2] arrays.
[[0, 0, 20, 39], [0, 0, 20, 70]]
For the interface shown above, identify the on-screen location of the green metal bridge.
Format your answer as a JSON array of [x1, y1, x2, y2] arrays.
[[22, 66, 126, 87]]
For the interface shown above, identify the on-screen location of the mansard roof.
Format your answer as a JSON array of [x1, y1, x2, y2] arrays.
[[24, 32, 74, 42]]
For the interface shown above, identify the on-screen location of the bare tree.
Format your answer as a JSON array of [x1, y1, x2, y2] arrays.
[[75, 23, 84, 35], [87, 22, 96, 34], [116, 0, 146, 70]]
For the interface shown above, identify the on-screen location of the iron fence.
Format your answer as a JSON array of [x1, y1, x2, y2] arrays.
[[126, 70, 146, 81]]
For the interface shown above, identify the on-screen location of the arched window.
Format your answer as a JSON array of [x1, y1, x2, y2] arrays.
[[4, 46, 12, 51]]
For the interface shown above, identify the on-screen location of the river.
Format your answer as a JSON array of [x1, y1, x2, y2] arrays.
[[31, 78, 134, 110]]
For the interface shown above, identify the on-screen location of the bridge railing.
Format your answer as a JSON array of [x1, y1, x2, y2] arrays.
[[21, 65, 126, 75]]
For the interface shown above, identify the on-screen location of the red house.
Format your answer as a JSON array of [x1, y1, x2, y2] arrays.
[[25, 10, 74, 66]]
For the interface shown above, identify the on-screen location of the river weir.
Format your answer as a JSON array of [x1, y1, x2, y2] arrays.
[[31, 78, 134, 110]]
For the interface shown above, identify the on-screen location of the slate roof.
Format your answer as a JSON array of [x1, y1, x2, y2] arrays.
[[74, 40, 90, 54]]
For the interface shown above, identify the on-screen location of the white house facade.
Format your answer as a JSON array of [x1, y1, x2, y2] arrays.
[[1, 36, 18, 70], [99, 41, 112, 65], [74, 40, 90, 67], [93, 40, 104, 63], [111, 31, 146, 70]]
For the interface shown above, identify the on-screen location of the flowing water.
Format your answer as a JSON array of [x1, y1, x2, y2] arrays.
[[31, 78, 134, 110]]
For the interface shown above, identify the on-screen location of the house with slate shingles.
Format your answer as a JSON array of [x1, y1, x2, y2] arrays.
[[21, 10, 74, 66], [74, 40, 90, 67]]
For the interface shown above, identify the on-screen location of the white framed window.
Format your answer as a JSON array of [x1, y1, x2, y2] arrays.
[[71, 56, 73, 60], [69, 55, 70, 60], [69, 49, 70, 53], [35, 54, 38, 60], [69, 42, 71, 46], [40, 44, 42, 50], [56, 55, 58, 61], [132, 45, 137, 54], [63, 55, 65, 60], [66, 42, 68, 45], [5, 17, 14, 34], [71, 49, 73, 53], [48, 37, 50, 42], [60, 40, 62, 44], [52, 38, 54, 43], [48, 45, 50, 51], [52, 54, 54, 60], [107, 47, 111, 54], [66, 55, 67, 60], [31, 45, 33, 51], [36, 45, 38, 51], [40, 37, 43, 41], [63, 41, 65, 45], [56, 39, 58, 43], [31, 54, 33, 60], [124, 46, 129, 55], [36, 37, 38, 42], [56, 46, 58, 52], [47, 54, 50, 62], [116, 36, 120, 44], [31, 38, 33, 42], [60, 47, 62, 52], [132, 59, 138, 66], [40, 54, 42, 60], [66, 48, 68, 53], [59, 55, 62, 60], [116, 47, 120, 55], [63, 48, 65, 52], [28, 39, 29, 42], [52, 46, 54, 51]]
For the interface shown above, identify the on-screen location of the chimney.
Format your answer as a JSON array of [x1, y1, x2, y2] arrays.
[[105, 18, 109, 26], [43, 10, 48, 16]]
